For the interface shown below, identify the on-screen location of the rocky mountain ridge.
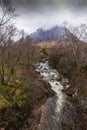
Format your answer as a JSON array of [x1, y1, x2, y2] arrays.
[[30, 26, 79, 43]]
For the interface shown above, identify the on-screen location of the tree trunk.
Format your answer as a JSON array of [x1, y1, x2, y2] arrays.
[[0, 62, 5, 85], [1, 75, 4, 85]]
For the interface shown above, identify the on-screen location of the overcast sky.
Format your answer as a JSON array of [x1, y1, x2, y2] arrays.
[[13, 0, 87, 34]]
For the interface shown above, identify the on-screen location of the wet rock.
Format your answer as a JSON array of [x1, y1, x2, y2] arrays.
[[38, 97, 61, 130], [62, 86, 74, 97], [44, 68, 47, 70]]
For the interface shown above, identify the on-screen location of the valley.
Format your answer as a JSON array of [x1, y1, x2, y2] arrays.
[[0, 0, 87, 129]]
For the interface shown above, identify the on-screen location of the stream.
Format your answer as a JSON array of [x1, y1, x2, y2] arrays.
[[36, 60, 67, 130]]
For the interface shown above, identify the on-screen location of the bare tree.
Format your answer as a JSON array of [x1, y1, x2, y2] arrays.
[[0, 0, 16, 27], [0, 0, 18, 84], [0, 25, 18, 84]]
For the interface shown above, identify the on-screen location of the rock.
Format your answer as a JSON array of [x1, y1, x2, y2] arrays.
[[38, 97, 61, 130], [62, 86, 74, 97]]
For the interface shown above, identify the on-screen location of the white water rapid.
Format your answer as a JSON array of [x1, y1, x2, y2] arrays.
[[36, 60, 66, 130]]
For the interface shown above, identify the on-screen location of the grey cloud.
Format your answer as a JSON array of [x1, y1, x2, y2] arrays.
[[14, 0, 54, 8], [14, 0, 87, 9], [14, 0, 87, 33]]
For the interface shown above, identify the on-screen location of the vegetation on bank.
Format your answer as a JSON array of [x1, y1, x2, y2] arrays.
[[49, 43, 87, 78], [0, 84, 33, 129], [0, 67, 54, 129], [0, 1, 55, 129], [48, 42, 87, 129]]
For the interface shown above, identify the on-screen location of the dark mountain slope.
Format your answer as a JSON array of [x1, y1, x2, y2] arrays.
[[30, 26, 79, 43]]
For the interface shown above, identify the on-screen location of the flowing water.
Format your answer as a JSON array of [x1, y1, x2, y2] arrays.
[[36, 60, 67, 130]]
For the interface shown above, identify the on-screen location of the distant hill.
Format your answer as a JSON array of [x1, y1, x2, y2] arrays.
[[30, 26, 79, 43]]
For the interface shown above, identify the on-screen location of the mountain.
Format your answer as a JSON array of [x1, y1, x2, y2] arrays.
[[30, 26, 79, 43]]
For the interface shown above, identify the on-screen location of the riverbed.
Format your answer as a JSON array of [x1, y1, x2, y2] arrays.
[[36, 60, 67, 130]]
